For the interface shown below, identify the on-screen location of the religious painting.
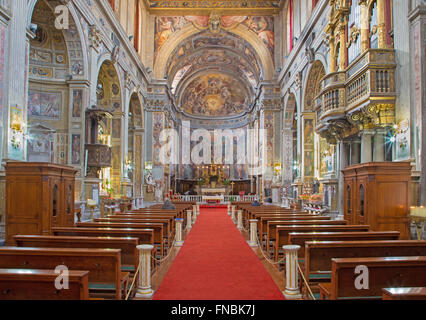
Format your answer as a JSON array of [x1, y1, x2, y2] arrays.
[[304, 150, 314, 177], [71, 134, 81, 165], [72, 89, 83, 118], [154, 17, 191, 57], [28, 90, 61, 119], [182, 73, 249, 117], [243, 16, 274, 54], [304, 119, 314, 145], [152, 112, 164, 166]]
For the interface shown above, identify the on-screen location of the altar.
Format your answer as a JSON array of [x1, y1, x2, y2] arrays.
[[201, 188, 226, 203], [201, 188, 226, 195]]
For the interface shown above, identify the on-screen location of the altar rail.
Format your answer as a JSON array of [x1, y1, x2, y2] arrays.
[[179, 195, 258, 202]]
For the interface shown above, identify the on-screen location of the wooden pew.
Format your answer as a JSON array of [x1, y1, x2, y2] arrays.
[[95, 217, 171, 237], [318, 256, 426, 300], [258, 215, 331, 240], [0, 269, 90, 300], [288, 231, 401, 257], [382, 287, 426, 300], [266, 220, 348, 254], [0, 247, 128, 300], [75, 221, 166, 256], [304, 240, 426, 295], [111, 213, 179, 230], [52, 227, 154, 246], [95, 217, 172, 250], [14, 235, 139, 274], [274, 225, 370, 260]]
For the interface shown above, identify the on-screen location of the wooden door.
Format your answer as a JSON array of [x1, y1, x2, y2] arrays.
[[344, 178, 355, 224], [355, 179, 367, 225]]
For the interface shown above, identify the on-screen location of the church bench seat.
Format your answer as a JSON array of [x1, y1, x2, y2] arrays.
[[0, 247, 128, 300], [0, 268, 90, 300], [76, 222, 166, 256], [288, 231, 401, 257], [304, 240, 426, 297], [110, 212, 189, 232], [318, 256, 426, 300], [52, 227, 154, 247], [95, 218, 172, 248], [257, 215, 331, 243], [266, 220, 348, 255], [273, 225, 370, 260], [13, 235, 139, 275], [382, 287, 426, 300]]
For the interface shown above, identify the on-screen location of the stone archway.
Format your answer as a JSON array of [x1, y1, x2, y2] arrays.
[[128, 92, 144, 199], [96, 60, 123, 196], [283, 93, 298, 183]]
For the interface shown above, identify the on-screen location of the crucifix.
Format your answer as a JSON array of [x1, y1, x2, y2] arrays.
[[230, 181, 235, 194]]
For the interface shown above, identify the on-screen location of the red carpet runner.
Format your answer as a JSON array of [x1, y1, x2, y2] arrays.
[[154, 208, 285, 300]]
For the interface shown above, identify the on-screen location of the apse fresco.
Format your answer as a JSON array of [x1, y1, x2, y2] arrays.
[[154, 15, 274, 58], [181, 73, 249, 117]]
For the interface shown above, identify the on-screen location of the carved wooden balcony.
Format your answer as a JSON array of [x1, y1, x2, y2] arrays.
[[345, 48, 396, 113], [85, 144, 112, 168], [315, 49, 396, 137], [316, 71, 346, 127]]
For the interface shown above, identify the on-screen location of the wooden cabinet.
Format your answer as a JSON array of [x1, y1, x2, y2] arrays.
[[342, 162, 411, 239], [5, 162, 77, 245]]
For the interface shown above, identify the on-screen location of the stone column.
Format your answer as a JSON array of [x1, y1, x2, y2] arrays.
[[193, 204, 197, 216], [338, 21, 347, 71], [373, 130, 385, 162], [175, 218, 184, 247], [282, 245, 302, 299], [135, 244, 154, 298], [192, 208, 196, 224], [186, 210, 192, 230], [361, 131, 374, 163], [248, 219, 258, 247], [231, 205, 236, 222], [338, 141, 349, 219], [377, 0, 387, 48], [350, 140, 361, 165], [360, 1, 369, 52], [196, 204, 200, 215], [237, 210, 243, 230], [227, 203, 231, 215]]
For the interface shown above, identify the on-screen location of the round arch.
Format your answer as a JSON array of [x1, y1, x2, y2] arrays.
[[153, 23, 275, 81], [302, 60, 326, 113], [27, 0, 88, 79]]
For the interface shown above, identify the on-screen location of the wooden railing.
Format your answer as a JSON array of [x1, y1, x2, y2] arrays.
[[316, 48, 396, 126]]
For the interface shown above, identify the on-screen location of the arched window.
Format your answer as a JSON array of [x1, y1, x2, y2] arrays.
[[287, 1, 294, 54], [134, 0, 140, 51], [348, 0, 361, 65], [369, 1, 378, 49]]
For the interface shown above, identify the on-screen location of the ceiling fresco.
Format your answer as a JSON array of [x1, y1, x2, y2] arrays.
[[145, 1, 282, 14], [167, 30, 262, 94], [154, 15, 274, 59], [181, 73, 250, 117]]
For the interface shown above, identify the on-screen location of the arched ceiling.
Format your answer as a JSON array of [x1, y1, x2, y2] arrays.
[[167, 29, 262, 96]]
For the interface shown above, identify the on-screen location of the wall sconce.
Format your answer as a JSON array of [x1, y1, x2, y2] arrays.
[[274, 163, 282, 174], [144, 161, 152, 171], [10, 106, 23, 132]]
